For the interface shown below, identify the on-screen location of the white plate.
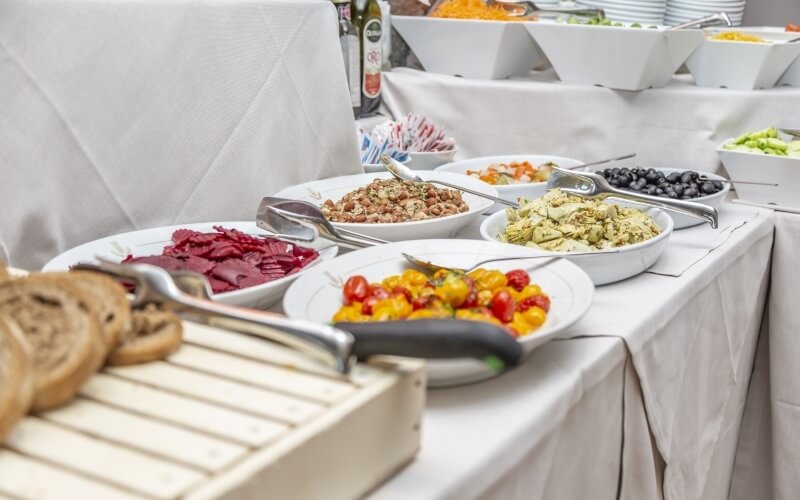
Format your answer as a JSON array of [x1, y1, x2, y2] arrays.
[[523, 21, 705, 90], [435, 154, 584, 213], [717, 143, 800, 210], [583, 166, 730, 228], [272, 171, 497, 241], [392, 16, 546, 80], [686, 30, 800, 90], [43, 221, 338, 309], [479, 207, 673, 285], [282, 239, 595, 387]]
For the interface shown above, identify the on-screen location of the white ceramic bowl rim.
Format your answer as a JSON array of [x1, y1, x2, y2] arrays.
[[717, 139, 800, 160], [482, 206, 675, 255]]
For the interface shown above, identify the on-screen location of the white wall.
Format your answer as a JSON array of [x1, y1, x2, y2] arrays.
[[742, 0, 800, 26]]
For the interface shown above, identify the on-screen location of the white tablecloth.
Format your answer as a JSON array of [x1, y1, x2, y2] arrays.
[[729, 211, 800, 500], [381, 68, 799, 176], [0, 0, 362, 270], [371, 203, 774, 500]]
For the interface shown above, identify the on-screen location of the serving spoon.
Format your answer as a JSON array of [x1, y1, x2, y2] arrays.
[[667, 12, 732, 30], [402, 249, 621, 275], [484, 0, 605, 19]]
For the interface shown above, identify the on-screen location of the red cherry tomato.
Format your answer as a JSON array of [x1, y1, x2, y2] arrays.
[[490, 290, 515, 323], [504, 269, 530, 292], [411, 296, 429, 310], [517, 295, 550, 313], [362, 296, 380, 315], [370, 285, 390, 300], [343, 275, 370, 305], [461, 290, 478, 308], [391, 286, 412, 303]]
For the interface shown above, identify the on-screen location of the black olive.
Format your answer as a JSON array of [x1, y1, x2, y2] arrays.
[[667, 172, 680, 183], [611, 168, 620, 176], [689, 171, 699, 179], [681, 172, 693, 184], [673, 184, 684, 196], [685, 187, 698, 197], [645, 172, 658, 183], [701, 182, 715, 194], [646, 186, 657, 195], [712, 181, 723, 190], [647, 168, 656, 175], [620, 168, 630, 175], [618, 174, 631, 186], [690, 182, 699, 190], [656, 187, 664, 195], [658, 181, 670, 189], [668, 192, 678, 199], [630, 173, 638, 182]]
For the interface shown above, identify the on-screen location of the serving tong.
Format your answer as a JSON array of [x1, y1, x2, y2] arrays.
[[483, 0, 605, 19], [77, 259, 525, 374], [667, 12, 732, 30], [547, 167, 719, 228]]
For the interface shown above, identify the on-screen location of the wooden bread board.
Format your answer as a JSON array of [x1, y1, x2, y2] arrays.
[[0, 314, 426, 500]]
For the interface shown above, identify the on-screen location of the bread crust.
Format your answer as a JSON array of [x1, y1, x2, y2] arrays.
[[31, 272, 131, 355], [0, 279, 103, 411], [108, 304, 183, 366], [0, 316, 34, 441], [0, 262, 9, 284]]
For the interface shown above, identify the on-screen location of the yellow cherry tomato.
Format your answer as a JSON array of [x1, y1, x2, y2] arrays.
[[402, 269, 429, 287], [475, 270, 508, 292], [520, 284, 542, 299], [477, 289, 494, 306], [333, 303, 367, 322], [468, 268, 487, 281], [435, 278, 470, 307], [381, 275, 404, 290], [508, 312, 531, 337], [522, 306, 547, 329], [455, 309, 502, 325], [408, 308, 450, 320]]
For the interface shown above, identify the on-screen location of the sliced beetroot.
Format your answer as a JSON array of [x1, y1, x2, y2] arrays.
[[123, 226, 318, 294]]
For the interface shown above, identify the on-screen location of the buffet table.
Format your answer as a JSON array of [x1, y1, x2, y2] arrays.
[[382, 68, 800, 174], [371, 203, 774, 500]]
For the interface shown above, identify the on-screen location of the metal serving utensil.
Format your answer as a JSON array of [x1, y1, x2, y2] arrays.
[[74, 259, 356, 374], [564, 153, 637, 171], [257, 197, 388, 249], [668, 12, 732, 30], [547, 167, 719, 228], [381, 155, 520, 208], [779, 128, 800, 139], [401, 250, 619, 275], [485, 0, 605, 19]]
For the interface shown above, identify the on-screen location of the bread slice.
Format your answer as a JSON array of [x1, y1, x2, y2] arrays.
[[0, 316, 34, 441], [33, 271, 131, 355], [0, 279, 102, 411], [108, 304, 183, 366]]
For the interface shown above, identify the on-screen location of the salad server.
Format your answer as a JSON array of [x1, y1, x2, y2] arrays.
[[382, 155, 520, 208], [257, 197, 388, 249], [484, 0, 605, 19], [668, 12, 732, 30], [547, 167, 719, 228], [78, 261, 524, 373]]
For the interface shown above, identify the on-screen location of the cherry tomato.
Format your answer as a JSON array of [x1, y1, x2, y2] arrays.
[[505, 269, 530, 292], [343, 276, 370, 305], [490, 289, 515, 323], [411, 296, 430, 310], [362, 296, 380, 315], [461, 290, 478, 308], [517, 295, 550, 313], [370, 285, 390, 300], [391, 286, 412, 303]]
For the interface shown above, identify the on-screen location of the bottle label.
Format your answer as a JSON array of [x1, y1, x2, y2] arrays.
[[335, 3, 351, 22], [342, 35, 361, 108], [362, 18, 382, 99]]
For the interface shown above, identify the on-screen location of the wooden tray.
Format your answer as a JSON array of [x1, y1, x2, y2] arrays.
[[0, 321, 426, 500]]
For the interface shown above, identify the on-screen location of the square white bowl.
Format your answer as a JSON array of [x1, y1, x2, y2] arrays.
[[779, 55, 800, 87], [717, 145, 800, 210], [523, 21, 704, 90], [686, 30, 800, 90], [391, 16, 546, 80]]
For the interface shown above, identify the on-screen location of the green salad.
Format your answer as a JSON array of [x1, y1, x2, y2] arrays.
[[722, 127, 800, 158]]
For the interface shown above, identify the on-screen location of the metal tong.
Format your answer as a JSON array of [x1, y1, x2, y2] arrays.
[[547, 167, 719, 228], [256, 197, 388, 249], [485, 0, 605, 19], [668, 12, 732, 30], [75, 259, 357, 374]]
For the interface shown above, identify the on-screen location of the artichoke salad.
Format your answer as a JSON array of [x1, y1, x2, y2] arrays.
[[498, 190, 662, 252]]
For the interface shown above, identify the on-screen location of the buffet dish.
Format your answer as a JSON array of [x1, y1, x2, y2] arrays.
[[435, 154, 584, 212], [685, 29, 800, 90], [272, 172, 497, 241], [480, 190, 674, 284], [283, 239, 595, 386], [718, 127, 800, 209], [523, 20, 705, 90], [370, 114, 457, 170], [43, 222, 337, 309]]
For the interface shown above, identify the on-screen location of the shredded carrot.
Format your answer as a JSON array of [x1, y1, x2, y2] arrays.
[[430, 0, 522, 21]]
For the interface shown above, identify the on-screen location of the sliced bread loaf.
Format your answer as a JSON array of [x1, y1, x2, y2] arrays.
[[0, 316, 34, 441]]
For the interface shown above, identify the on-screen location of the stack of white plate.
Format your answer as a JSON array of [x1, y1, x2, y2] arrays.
[[576, 0, 667, 25], [664, 0, 746, 26]]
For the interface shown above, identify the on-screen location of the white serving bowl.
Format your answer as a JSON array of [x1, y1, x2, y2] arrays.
[[717, 144, 800, 210], [479, 207, 674, 285], [779, 53, 800, 87], [43, 222, 338, 309], [585, 166, 730, 229], [283, 239, 595, 387], [392, 16, 546, 80], [272, 171, 497, 241], [435, 154, 584, 213], [686, 30, 800, 90], [407, 148, 458, 170], [523, 20, 704, 90]]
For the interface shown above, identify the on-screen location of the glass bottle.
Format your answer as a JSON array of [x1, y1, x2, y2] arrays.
[[352, 0, 383, 116], [334, 0, 361, 118]]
